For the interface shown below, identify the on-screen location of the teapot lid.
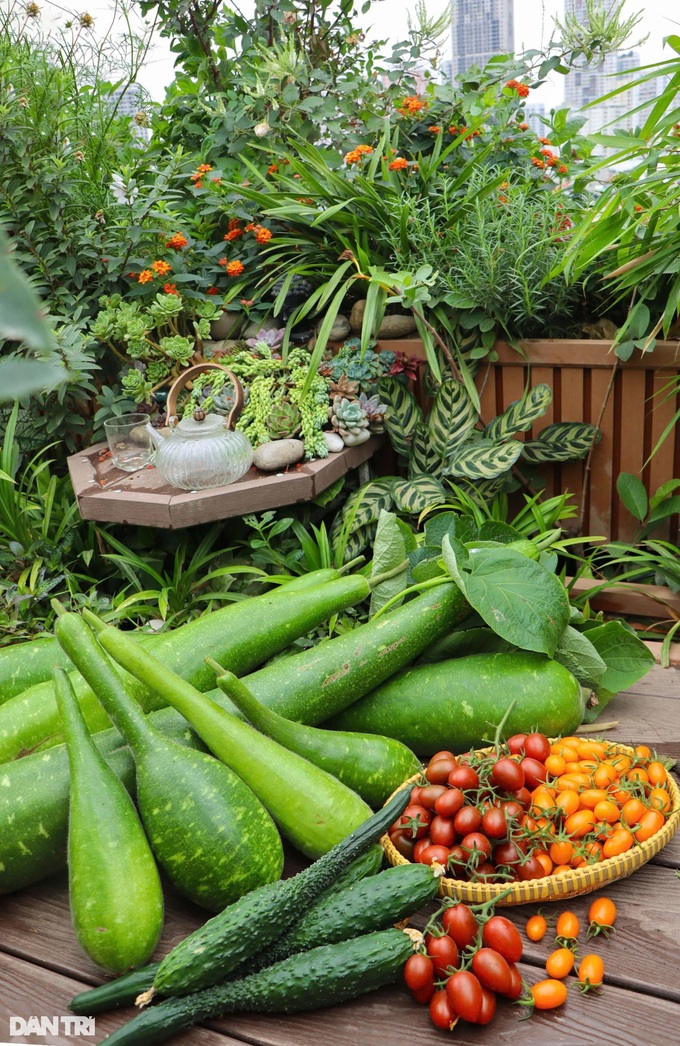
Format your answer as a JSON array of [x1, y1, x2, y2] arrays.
[[173, 411, 226, 438]]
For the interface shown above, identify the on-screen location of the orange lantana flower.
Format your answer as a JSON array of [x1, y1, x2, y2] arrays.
[[165, 233, 188, 249], [163, 282, 179, 296], [151, 260, 172, 276], [224, 228, 243, 241], [254, 226, 273, 244], [137, 269, 154, 284], [225, 260, 245, 276], [388, 157, 408, 171]]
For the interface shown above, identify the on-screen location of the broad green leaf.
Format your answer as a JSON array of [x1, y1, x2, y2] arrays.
[[0, 358, 65, 402], [477, 521, 523, 544], [585, 620, 656, 695], [424, 511, 459, 549], [616, 472, 648, 521], [554, 626, 607, 688], [441, 538, 570, 656], [369, 510, 409, 615], [0, 229, 57, 350]]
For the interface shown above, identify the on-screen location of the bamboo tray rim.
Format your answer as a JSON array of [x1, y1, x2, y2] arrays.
[[381, 740, 680, 906]]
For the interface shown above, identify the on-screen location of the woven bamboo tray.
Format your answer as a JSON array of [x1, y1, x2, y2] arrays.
[[381, 741, 680, 907]]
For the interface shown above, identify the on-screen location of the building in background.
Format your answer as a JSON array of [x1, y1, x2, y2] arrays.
[[449, 0, 514, 80], [108, 84, 150, 138]]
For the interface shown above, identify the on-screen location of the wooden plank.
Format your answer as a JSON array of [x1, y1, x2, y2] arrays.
[[648, 367, 679, 531], [586, 365, 617, 537], [494, 339, 680, 368], [616, 367, 648, 541], [566, 577, 680, 618], [0, 952, 241, 1046], [559, 363, 585, 511]]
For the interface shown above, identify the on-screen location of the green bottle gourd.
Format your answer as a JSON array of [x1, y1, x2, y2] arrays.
[[210, 659, 421, 807], [55, 613, 284, 911], [96, 626, 373, 859], [53, 667, 164, 974]]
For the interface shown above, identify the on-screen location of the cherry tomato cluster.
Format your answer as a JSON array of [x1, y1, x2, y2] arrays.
[[389, 736, 673, 882], [404, 901, 524, 1031]]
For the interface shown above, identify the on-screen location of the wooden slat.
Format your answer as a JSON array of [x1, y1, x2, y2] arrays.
[[559, 363, 585, 511], [567, 577, 680, 618], [587, 365, 617, 537], [494, 338, 680, 368], [648, 368, 679, 529]]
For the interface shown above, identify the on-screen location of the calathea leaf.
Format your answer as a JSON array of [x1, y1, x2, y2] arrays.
[[329, 478, 396, 556], [409, 420, 442, 478], [391, 475, 447, 515], [483, 384, 552, 443], [441, 536, 570, 656], [376, 376, 422, 459], [428, 380, 477, 458], [521, 422, 600, 464], [445, 439, 523, 480]]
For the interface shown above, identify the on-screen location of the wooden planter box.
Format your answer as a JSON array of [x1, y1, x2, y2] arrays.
[[374, 337, 680, 543]]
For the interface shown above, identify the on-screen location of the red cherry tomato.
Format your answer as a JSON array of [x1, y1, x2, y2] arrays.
[[491, 757, 525, 792], [447, 844, 469, 878], [388, 829, 415, 861], [482, 916, 523, 963], [435, 787, 466, 818], [404, 953, 435, 992], [448, 765, 480, 791], [445, 970, 483, 1023], [425, 933, 460, 977], [395, 804, 431, 840], [518, 855, 546, 881], [413, 837, 431, 862], [418, 844, 451, 867], [425, 757, 457, 785], [493, 839, 523, 867], [478, 985, 497, 1025], [430, 750, 456, 761], [453, 806, 482, 835], [471, 947, 512, 994], [511, 786, 532, 807], [417, 784, 448, 810], [429, 989, 456, 1030], [481, 806, 508, 839], [442, 904, 479, 950], [504, 962, 523, 1000], [430, 815, 457, 848], [520, 757, 548, 790], [460, 832, 492, 862], [524, 732, 551, 763], [474, 861, 497, 880], [507, 733, 527, 755], [412, 982, 436, 1004], [501, 800, 524, 822]]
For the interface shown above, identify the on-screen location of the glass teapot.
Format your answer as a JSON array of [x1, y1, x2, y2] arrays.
[[146, 365, 253, 490]]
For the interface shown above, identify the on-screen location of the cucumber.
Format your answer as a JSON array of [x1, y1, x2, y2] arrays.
[[212, 664, 421, 807], [204, 582, 468, 725], [55, 612, 284, 911], [102, 928, 415, 1046], [0, 636, 72, 706], [0, 574, 369, 763], [54, 668, 164, 974], [328, 651, 586, 757], [68, 846, 384, 1017], [97, 627, 372, 859], [149, 782, 413, 998]]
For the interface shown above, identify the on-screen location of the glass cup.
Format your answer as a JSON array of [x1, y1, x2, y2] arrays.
[[103, 413, 154, 472]]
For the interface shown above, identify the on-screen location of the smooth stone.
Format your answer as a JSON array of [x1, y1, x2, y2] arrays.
[[324, 431, 345, 453], [253, 439, 305, 471], [349, 299, 417, 337], [201, 339, 238, 359], [210, 312, 242, 340], [243, 316, 279, 339], [317, 313, 350, 341], [341, 429, 371, 447]]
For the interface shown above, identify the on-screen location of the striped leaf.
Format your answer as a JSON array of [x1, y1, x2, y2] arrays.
[[391, 476, 447, 515], [483, 384, 552, 443], [521, 423, 601, 464], [445, 439, 523, 480], [428, 380, 478, 458], [377, 377, 423, 459], [445, 476, 508, 503], [409, 420, 442, 478], [342, 523, 377, 563]]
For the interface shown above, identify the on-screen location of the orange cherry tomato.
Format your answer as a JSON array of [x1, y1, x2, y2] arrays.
[[563, 761, 582, 774], [602, 828, 634, 858], [634, 744, 651, 760], [549, 839, 574, 866], [531, 979, 568, 1009], [648, 788, 671, 813], [578, 788, 608, 810], [578, 954, 604, 988], [557, 773, 590, 792], [588, 896, 616, 934], [535, 852, 553, 876], [635, 808, 665, 842], [556, 789, 580, 818], [545, 754, 566, 777], [564, 809, 597, 838], [648, 761, 667, 787], [580, 841, 603, 865], [546, 947, 575, 979], [552, 863, 572, 875], [620, 798, 647, 827], [552, 744, 578, 763], [562, 736, 582, 748], [593, 762, 618, 788], [609, 753, 632, 774], [593, 800, 620, 824], [577, 741, 606, 760], [623, 767, 649, 786], [526, 914, 548, 941], [556, 910, 580, 941], [577, 758, 598, 774]]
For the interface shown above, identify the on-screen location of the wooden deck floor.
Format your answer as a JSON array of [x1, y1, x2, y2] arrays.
[[1, 665, 679, 1045]]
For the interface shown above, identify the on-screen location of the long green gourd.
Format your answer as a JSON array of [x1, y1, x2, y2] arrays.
[[0, 573, 369, 763], [98, 627, 373, 859], [53, 667, 164, 974], [329, 651, 586, 756], [55, 612, 284, 911], [102, 930, 416, 1046], [0, 585, 465, 893], [213, 661, 421, 807], [0, 636, 72, 706]]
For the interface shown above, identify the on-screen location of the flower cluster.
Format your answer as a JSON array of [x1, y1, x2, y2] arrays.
[[505, 79, 530, 98], [190, 163, 213, 188], [397, 95, 427, 116], [165, 233, 188, 250], [388, 157, 409, 171], [344, 144, 374, 165]]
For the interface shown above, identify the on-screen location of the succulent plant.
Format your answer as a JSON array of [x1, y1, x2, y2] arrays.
[[266, 398, 302, 439], [328, 375, 360, 400], [328, 395, 371, 444], [245, 327, 285, 353], [358, 392, 389, 433]]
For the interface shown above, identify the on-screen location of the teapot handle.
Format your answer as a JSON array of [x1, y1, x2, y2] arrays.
[[165, 364, 244, 429]]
